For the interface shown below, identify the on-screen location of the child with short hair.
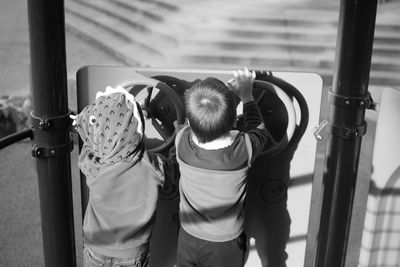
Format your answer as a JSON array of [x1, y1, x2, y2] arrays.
[[175, 69, 270, 267], [74, 86, 178, 267]]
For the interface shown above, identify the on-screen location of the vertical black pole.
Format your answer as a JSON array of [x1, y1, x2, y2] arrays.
[[27, 0, 76, 266], [314, 0, 377, 266]]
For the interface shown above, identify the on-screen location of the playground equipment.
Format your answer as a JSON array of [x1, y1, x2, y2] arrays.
[[0, 0, 387, 266], [75, 66, 320, 266]]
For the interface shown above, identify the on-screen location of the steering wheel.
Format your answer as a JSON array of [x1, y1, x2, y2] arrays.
[[256, 80, 296, 142], [119, 77, 185, 154], [235, 77, 302, 158], [257, 73, 309, 158]]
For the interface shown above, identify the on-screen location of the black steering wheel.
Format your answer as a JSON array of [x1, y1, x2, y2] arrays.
[[235, 72, 309, 158], [118, 77, 185, 154]]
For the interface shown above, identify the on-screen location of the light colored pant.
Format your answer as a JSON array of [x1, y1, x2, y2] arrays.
[[83, 248, 149, 267]]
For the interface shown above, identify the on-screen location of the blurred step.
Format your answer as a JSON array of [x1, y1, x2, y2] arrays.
[[195, 27, 400, 47], [189, 20, 400, 41], [110, 0, 192, 41], [112, 0, 180, 15], [65, 0, 188, 66], [173, 0, 340, 20], [68, 0, 180, 45], [169, 48, 400, 71], [64, 0, 400, 89], [178, 39, 400, 58], [65, 22, 136, 66], [228, 16, 400, 33], [65, 9, 164, 66], [165, 54, 400, 86], [169, 58, 398, 86]]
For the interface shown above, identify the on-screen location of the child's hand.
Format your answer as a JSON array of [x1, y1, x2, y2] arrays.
[[227, 68, 256, 104]]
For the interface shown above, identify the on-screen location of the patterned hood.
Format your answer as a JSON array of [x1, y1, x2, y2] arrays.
[[75, 86, 144, 167]]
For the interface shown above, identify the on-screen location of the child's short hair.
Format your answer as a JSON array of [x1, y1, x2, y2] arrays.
[[185, 77, 236, 143]]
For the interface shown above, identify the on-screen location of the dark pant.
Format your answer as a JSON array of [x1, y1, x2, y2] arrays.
[[177, 228, 246, 267]]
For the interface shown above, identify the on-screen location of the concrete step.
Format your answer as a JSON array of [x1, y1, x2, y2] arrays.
[[165, 54, 400, 86], [228, 17, 400, 33], [65, 7, 165, 66], [112, 0, 180, 15], [64, 0, 400, 88], [64, 0, 194, 67], [67, 0, 181, 44], [173, 0, 340, 20], [188, 21, 400, 42], [177, 39, 400, 58], [65, 22, 136, 66], [109, 0, 170, 23], [174, 0, 400, 36], [110, 0, 194, 41], [167, 48, 400, 71], [164, 58, 400, 87], [190, 29, 400, 47]]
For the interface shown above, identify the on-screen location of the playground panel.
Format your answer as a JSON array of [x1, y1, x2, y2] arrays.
[[76, 66, 323, 267]]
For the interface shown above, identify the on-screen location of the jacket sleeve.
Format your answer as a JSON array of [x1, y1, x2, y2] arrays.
[[242, 101, 270, 162], [149, 145, 180, 187], [161, 145, 180, 185]]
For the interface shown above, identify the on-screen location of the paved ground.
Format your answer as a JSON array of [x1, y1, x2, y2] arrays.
[[0, 1, 121, 266], [0, 0, 398, 266], [0, 0, 123, 98]]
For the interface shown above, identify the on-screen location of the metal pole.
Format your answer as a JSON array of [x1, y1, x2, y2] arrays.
[[314, 0, 377, 266], [27, 0, 76, 266]]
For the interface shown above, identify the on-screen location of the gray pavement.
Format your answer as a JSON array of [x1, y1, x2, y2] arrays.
[[0, 1, 121, 266], [0, 0, 124, 97], [0, 140, 84, 266]]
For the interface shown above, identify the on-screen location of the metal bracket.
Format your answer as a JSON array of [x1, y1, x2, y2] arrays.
[[30, 111, 73, 130], [313, 119, 367, 140], [328, 91, 376, 110], [328, 121, 367, 139], [313, 119, 329, 140], [32, 139, 74, 158]]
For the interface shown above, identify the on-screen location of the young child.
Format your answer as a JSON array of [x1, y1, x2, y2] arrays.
[[74, 85, 178, 267], [175, 69, 270, 267]]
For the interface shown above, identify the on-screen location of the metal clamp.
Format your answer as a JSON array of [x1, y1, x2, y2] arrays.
[[32, 139, 74, 158], [313, 120, 367, 140], [30, 111, 73, 130], [313, 119, 329, 140], [328, 91, 376, 110], [328, 121, 367, 139]]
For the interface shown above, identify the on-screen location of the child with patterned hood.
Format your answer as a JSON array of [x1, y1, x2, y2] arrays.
[[74, 85, 178, 267]]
